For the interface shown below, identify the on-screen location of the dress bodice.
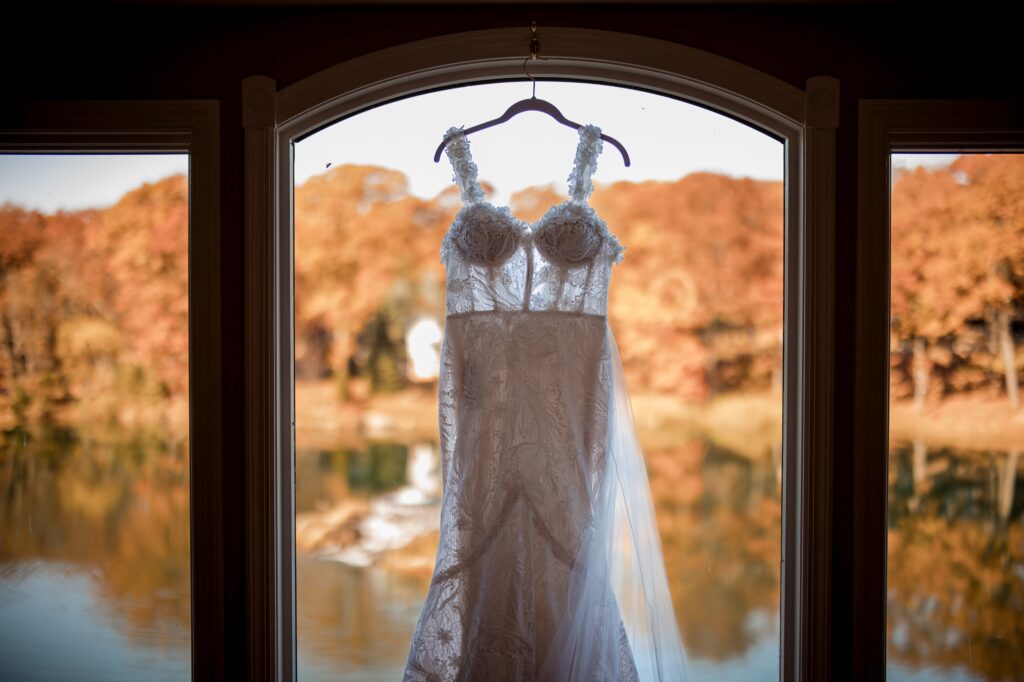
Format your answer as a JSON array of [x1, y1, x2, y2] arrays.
[[440, 123, 624, 318]]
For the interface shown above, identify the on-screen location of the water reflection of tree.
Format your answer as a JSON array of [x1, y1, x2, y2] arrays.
[[888, 443, 1024, 681], [296, 443, 409, 514], [296, 557, 426, 673], [647, 439, 782, 660], [290, 434, 784, 670], [0, 428, 190, 652]]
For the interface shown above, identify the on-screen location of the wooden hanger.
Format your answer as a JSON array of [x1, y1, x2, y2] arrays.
[[433, 22, 631, 167]]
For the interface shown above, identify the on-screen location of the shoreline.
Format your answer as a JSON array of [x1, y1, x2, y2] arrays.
[[294, 380, 1024, 456], [3, 381, 1021, 456]]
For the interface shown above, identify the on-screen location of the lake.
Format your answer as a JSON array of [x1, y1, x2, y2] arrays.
[[0, 428, 1020, 680]]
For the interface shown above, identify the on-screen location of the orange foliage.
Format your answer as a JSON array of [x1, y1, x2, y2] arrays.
[[0, 176, 187, 427], [890, 155, 1024, 403], [3, 154, 1021, 426]]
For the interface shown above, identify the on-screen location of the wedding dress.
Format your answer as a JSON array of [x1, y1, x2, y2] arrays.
[[403, 123, 689, 681]]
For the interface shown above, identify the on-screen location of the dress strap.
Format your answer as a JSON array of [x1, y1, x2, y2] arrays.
[[568, 124, 605, 203], [443, 126, 487, 204]]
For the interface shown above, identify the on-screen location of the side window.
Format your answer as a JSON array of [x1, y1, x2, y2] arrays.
[[0, 154, 191, 679], [887, 152, 1023, 681]]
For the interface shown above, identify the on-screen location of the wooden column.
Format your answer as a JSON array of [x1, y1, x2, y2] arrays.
[[244, 75, 289, 682]]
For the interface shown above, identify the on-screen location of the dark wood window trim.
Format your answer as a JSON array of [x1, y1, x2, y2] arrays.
[[0, 100, 224, 679], [854, 98, 1024, 681]]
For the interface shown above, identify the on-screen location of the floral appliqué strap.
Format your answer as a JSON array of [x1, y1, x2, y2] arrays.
[[443, 126, 487, 205], [568, 123, 604, 203]]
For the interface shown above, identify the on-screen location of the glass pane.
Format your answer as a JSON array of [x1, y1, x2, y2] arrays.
[[0, 154, 191, 680], [294, 81, 784, 680], [887, 152, 1024, 681]]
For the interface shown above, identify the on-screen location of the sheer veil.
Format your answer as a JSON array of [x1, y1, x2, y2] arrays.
[[537, 323, 690, 681]]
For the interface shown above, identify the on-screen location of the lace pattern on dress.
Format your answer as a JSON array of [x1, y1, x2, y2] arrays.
[[441, 201, 528, 268], [533, 200, 625, 267], [404, 312, 641, 682]]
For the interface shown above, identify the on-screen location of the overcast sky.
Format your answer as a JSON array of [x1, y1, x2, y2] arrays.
[[294, 81, 785, 207], [0, 81, 961, 213]]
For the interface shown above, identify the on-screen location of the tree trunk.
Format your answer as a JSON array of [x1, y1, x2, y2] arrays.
[[996, 308, 1020, 410], [771, 436, 782, 491], [998, 450, 1019, 523], [912, 337, 929, 413], [912, 439, 928, 491], [0, 309, 18, 388]]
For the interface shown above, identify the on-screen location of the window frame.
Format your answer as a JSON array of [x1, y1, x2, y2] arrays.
[[0, 100, 224, 678], [243, 26, 839, 682], [853, 98, 1024, 680]]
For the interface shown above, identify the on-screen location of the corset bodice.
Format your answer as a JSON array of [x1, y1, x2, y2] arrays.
[[440, 123, 624, 317]]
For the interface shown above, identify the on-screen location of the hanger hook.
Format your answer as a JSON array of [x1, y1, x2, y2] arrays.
[[522, 56, 537, 99], [523, 21, 539, 99]]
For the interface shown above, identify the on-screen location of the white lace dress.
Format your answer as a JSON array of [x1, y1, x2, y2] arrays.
[[403, 124, 689, 681]]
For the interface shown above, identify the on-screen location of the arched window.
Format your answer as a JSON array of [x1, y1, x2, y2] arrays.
[[243, 27, 838, 680]]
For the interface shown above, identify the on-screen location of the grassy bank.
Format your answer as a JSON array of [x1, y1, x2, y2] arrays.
[[296, 379, 1024, 456]]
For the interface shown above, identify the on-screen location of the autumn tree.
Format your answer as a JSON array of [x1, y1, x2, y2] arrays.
[[891, 156, 1023, 411], [0, 176, 189, 429], [0, 205, 49, 419], [890, 166, 977, 411], [293, 165, 448, 398], [87, 176, 190, 403], [0, 205, 100, 422], [949, 154, 1024, 410], [592, 173, 784, 400]]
